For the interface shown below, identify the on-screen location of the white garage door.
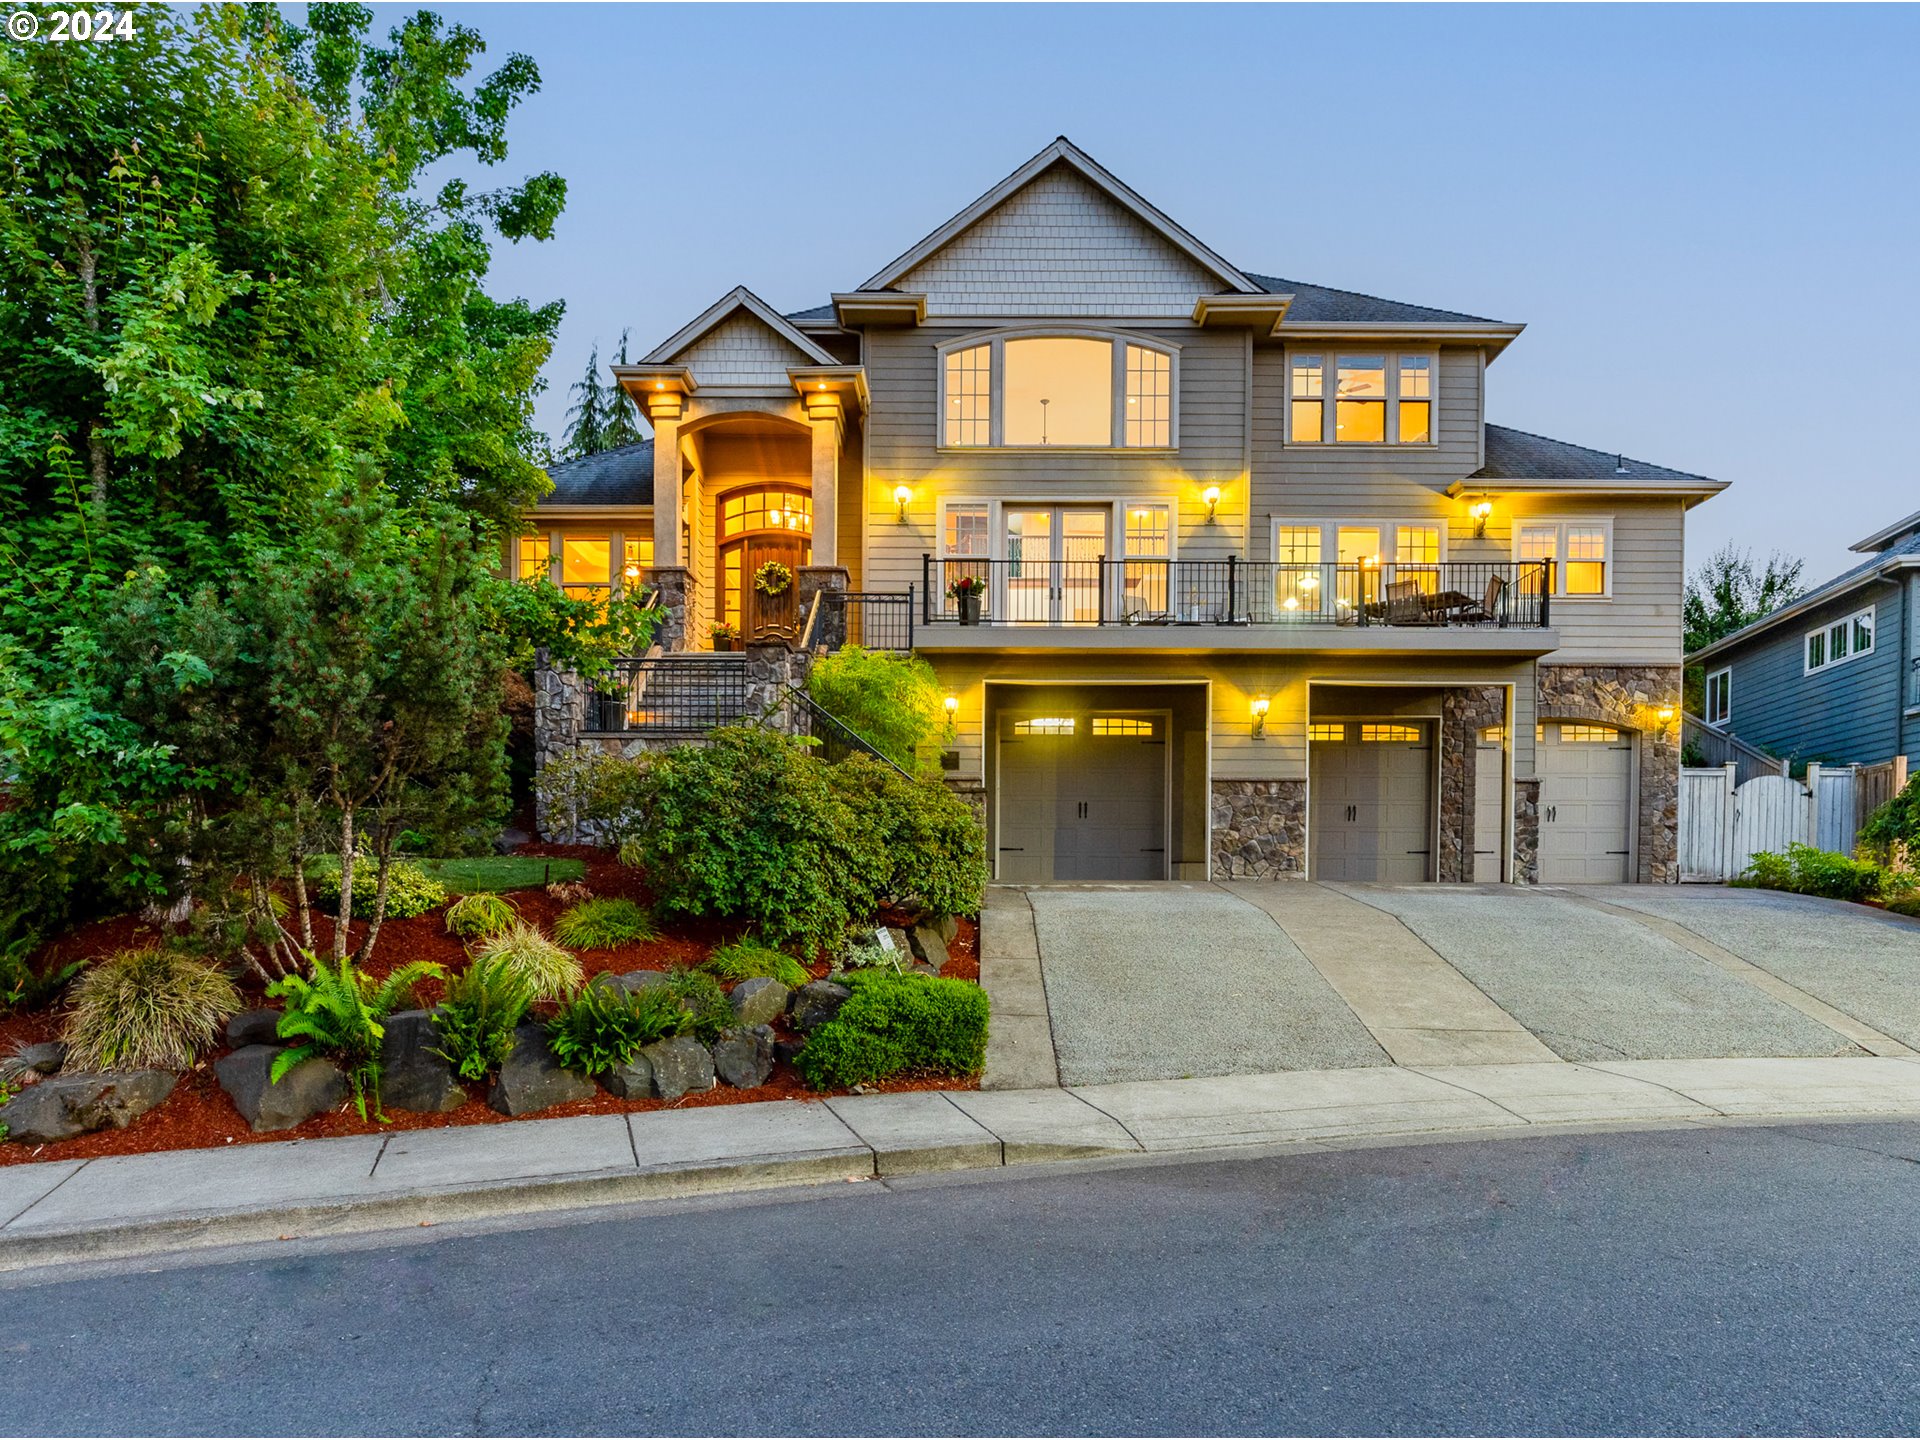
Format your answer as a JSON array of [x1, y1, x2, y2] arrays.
[[1538, 722, 1633, 883], [1309, 721, 1433, 883], [996, 713, 1168, 882]]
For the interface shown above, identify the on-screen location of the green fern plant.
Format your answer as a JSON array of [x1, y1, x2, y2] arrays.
[[703, 937, 809, 990], [546, 982, 688, 1076], [431, 954, 535, 1081], [1, 932, 82, 1014], [61, 948, 242, 1072], [267, 954, 445, 1119], [552, 897, 656, 950], [444, 892, 519, 941], [468, 922, 583, 1003]]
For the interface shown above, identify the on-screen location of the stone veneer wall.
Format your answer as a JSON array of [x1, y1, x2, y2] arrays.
[[1438, 686, 1508, 883], [1536, 663, 1683, 884], [1211, 779, 1306, 879], [1513, 778, 1541, 885]]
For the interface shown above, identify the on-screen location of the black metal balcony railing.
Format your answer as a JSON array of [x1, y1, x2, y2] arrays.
[[588, 655, 749, 734], [828, 590, 916, 653], [921, 556, 1553, 629]]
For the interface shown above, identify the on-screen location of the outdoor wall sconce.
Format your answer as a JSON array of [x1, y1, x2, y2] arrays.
[[943, 693, 959, 740], [1202, 485, 1222, 522], [1250, 696, 1270, 737], [1470, 499, 1494, 538], [893, 485, 912, 523]]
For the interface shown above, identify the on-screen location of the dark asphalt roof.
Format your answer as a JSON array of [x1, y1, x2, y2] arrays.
[[539, 440, 654, 506], [1242, 273, 1499, 325], [786, 303, 838, 323], [1472, 424, 1717, 483]]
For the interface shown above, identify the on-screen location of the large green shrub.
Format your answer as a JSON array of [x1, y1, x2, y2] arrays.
[[828, 755, 988, 920], [61, 948, 242, 1072], [795, 971, 990, 1091], [806, 647, 945, 772], [1859, 774, 1920, 861], [1734, 843, 1888, 903], [546, 983, 688, 1076], [312, 860, 447, 921]]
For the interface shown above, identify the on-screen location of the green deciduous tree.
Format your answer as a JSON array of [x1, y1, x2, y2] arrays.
[[1684, 544, 1806, 654]]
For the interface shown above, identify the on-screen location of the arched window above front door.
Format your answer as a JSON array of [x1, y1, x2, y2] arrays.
[[720, 486, 812, 540]]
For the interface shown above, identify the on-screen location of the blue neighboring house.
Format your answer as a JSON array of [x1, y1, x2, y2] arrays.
[[1688, 510, 1920, 767]]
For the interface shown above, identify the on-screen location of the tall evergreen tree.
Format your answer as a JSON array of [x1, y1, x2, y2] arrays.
[[560, 341, 608, 459], [602, 329, 645, 450]]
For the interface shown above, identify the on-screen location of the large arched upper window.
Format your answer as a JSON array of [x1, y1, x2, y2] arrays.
[[941, 333, 1175, 449]]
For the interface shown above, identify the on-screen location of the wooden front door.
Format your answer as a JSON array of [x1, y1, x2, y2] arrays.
[[728, 533, 809, 639]]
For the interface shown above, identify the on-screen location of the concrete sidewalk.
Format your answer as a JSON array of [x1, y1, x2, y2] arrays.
[[13, 1054, 1920, 1271]]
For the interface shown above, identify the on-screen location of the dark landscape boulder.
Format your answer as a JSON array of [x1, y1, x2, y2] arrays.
[[712, 1026, 774, 1089], [379, 1009, 464, 1114], [602, 1055, 653, 1099], [225, 1008, 284, 1049], [216, 1046, 345, 1133], [640, 1035, 714, 1100], [729, 976, 789, 1027], [0, 1069, 176, 1144], [589, 970, 672, 998], [488, 1024, 595, 1116], [790, 980, 853, 1033], [882, 925, 913, 957], [13, 1042, 66, 1075], [907, 923, 950, 973], [773, 1037, 807, 1067]]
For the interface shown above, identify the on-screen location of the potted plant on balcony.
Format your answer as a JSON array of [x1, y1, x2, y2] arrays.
[[948, 572, 986, 626], [710, 621, 742, 652]]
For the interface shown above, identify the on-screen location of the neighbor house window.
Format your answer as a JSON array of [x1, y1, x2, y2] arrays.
[[1515, 520, 1611, 597], [940, 334, 1176, 448], [1289, 352, 1436, 444], [1705, 668, 1731, 726], [1805, 606, 1875, 674]]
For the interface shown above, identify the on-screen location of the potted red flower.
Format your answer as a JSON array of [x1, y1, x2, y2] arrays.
[[710, 621, 742, 652], [947, 573, 986, 626]]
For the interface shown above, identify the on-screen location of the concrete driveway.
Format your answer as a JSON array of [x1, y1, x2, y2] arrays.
[[986, 883, 1920, 1086]]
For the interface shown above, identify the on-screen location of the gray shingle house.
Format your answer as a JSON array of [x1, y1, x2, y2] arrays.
[[1688, 511, 1920, 768]]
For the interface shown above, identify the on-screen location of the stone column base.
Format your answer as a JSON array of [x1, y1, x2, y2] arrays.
[[1211, 779, 1307, 879], [642, 566, 691, 652]]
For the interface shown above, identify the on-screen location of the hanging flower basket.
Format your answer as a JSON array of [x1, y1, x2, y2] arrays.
[[753, 561, 794, 597]]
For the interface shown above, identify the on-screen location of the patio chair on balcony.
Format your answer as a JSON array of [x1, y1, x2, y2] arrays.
[[1382, 580, 1433, 626], [1448, 574, 1508, 626]]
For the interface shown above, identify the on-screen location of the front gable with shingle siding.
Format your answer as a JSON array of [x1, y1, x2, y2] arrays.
[[672, 310, 821, 388]]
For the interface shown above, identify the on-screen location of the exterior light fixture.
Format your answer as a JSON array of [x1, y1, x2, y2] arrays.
[[654, 381, 664, 391], [1657, 706, 1676, 725], [1251, 696, 1270, 737], [893, 484, 912, 522], [944, 694, 959, 715], [623, 563, 641, 581], [1470, 499, 1494, 538], [1282, 596, 1300, 611], [1202, 485, 1222, 522]]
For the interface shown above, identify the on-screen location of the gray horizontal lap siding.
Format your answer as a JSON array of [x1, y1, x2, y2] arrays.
[[1715, 583, 1908, 767]]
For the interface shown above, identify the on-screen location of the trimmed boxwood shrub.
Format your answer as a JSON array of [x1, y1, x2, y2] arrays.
[[795, 971, 990, 1091], [313, 859, 447, 919], [1735, 842, 1889, 903], [613, 728, 987, 951]]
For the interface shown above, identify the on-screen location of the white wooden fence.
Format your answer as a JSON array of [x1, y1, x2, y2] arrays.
[[1678, 762, 1881, 883]]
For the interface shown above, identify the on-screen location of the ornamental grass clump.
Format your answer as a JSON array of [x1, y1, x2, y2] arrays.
[[61, 948, 243, 1072], [444, 892, 519, 941], [268, 955, 444, 1119], [432, 954, 535, 1081], [468, 923, 583, 1003], [552, 897, 656, 950], [702, 937, 809, 990], [546, 983, 688, 1077]]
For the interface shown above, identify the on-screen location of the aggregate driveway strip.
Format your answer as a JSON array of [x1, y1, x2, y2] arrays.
[[1024, 885, 1388, 1086], [1582, 887, 1920, 1051], [1329, 885, 1860, 1062]]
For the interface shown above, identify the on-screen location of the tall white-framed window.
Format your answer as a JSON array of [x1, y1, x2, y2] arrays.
[[1269, 519, 1446, 616], [1121, 502, 1173, 616], [1288, 351, 1437, 445], [1514, 519, 1612, 598], [1804, 606, 1875, 675], [937, 332, 1179, 450], [1704, 667, 1731, 726]]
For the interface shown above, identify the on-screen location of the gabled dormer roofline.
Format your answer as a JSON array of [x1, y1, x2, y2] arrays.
[[855, 136, 1264, 298], [641, 285, 840, 367], [1849, 508, 1920, 554]]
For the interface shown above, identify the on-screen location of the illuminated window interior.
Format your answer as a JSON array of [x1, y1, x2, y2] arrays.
[[943, 336, 1174, 448], [1360, 723, 1422, 743], [1091, 717, 1155, 737], [1004, 337, 1111, 446], [1308, 722, 1346, 742], [1480, 726, 1507, 743], [944, 345, 992, 447], [945, 505, 990, 557], [560, 535, 610, 597], [517, 534, 551, 582], [621, 536, 654, 583], [1013, 717, 1076, 736], [1124, 345, 1172, 447], [1518, 522, 1608, 596], [720, 488, 811, 540], [1291, 352, 1434, 445], [1335, 355, 1387, 442], [1559, 725, 1620, 743]]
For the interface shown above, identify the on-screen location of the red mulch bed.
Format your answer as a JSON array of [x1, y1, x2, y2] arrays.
[[0, 843, 980, 1169]]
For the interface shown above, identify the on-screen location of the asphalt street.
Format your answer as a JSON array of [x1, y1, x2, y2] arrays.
[[3, 1120, 1919, 1436]]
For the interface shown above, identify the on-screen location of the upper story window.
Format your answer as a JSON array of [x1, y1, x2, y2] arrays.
[[1804, 606, 1874, 675], [1515, 519, 1610, 597], [941, 334, 1176, 449], [1289, 352, 1435, 445], [1704, 667, 1731, 726]]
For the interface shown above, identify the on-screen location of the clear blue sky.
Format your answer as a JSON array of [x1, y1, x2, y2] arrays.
[[431, 2, 1917, 582]]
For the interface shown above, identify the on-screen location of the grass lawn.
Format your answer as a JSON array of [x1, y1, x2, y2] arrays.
[[306, 855, 585, 893]]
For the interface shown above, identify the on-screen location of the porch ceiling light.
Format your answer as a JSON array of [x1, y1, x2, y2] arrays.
[[893, 484, 912, 523], [1251, 696, 1270, 738], [1202, 485, 1222, 522]]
